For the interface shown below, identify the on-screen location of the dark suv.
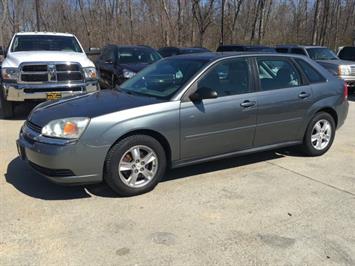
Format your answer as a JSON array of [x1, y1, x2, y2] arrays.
[[276, 45, 355, 90], [96, 45, 162, 89]]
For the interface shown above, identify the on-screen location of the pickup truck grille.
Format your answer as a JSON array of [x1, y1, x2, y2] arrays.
[[350, 66, 355, 76], [20, 63, 83, 83]]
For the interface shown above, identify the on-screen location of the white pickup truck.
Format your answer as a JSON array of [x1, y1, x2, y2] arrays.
[[0, 32, 99, 118]]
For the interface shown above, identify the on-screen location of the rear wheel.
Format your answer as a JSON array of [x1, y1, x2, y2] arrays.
[[104, 135, 167, 196], [301, 112, 335, 156], [0, 89, 14, 118]]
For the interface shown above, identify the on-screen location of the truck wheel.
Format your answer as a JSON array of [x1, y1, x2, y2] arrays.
[[0, 89, 14, 118], [104, 135, 167, 196]]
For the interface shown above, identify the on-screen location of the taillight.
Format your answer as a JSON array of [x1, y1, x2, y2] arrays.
[[344, 82, 348, 100]]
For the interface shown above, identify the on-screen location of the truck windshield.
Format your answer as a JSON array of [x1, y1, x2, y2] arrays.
[[11, 35, 83, 53], [119, 58, 208, 99], [306, 48, 338, 60]]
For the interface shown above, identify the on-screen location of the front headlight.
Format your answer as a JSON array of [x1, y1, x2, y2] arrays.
[[338, 65, 351, 76], [1, 68, 19, 82], [42, 117, 90, 139], [123, 68, 136, 79], [83, 67, 97, 80]]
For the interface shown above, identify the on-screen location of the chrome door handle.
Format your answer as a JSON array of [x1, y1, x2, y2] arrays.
[[299, 92, 310, 99], [240, 100, 256, 108]]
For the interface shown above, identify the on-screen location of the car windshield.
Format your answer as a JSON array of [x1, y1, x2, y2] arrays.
[[11, 35, 83, 52], [119, 58, 209, 99], [118, 47, 162, 64], [306, 48, 338, 60]]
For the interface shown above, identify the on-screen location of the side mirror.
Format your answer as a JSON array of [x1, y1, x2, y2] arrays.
[[190, 87, 218, 102], [86, 47, 101, 55]]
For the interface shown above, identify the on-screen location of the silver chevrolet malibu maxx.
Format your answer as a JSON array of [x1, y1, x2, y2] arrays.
[[17, 53, 349, 196]]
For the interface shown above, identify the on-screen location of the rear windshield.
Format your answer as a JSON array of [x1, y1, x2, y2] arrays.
[[118, 47, 161, 64], [306, 48, 338, 60], [338, 47, 355, 61], [11, 35, 83, 53]]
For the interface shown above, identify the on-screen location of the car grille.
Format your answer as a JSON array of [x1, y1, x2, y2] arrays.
[[23, 87, 84, 93], [20, 63, 83, 83], [26, 120, 42, 133], [28, 161, 75, 177]]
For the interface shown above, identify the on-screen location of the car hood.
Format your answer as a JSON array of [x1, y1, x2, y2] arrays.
[[28, 90, 163, 127], [316, 59, 355, 66], [119, 63, 150, 73], [2, 51, 95, 68]]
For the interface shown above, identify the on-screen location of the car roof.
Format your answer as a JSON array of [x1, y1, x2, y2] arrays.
[[107, 44, 154, 50], [218, 44, 272, 48], [15, 32, 74, 37], [276, 45, 326, 49], [166, 51, 310, 61]]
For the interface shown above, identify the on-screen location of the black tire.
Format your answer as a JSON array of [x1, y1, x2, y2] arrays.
[[104, 135, 167, 196], [301, 112, 335, 156], [0, 89, 14, 119]]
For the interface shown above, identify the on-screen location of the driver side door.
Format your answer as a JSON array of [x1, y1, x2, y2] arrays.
[[179, 58, 258, 161]]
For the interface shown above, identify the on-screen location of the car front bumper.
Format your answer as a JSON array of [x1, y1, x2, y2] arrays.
[[16, 122, 108, 185], [3, 81, 99, 102]]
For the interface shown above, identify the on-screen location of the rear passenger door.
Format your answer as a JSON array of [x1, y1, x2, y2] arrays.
[[253, 57, 313, 147]]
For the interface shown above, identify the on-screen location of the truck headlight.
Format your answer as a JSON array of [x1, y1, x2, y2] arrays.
[[1, 68, 19, 82], [123, 68, 136, 79], [338, 65, 351, 76], [83, 67, 97, 80], [42, 117, 90, 139]]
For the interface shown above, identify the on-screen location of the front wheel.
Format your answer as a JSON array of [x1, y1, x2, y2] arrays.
[[301, 112, 335, 156], [0, 89, 14, 119], [104, 135, 167, 196]]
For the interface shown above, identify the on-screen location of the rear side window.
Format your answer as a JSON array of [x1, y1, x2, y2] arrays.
[[276, 48, 289, 53], [295, 59, 326, 83], [338, 47, 355, 61], [257, 58, 301, 91], [290, 48, 306, 56]]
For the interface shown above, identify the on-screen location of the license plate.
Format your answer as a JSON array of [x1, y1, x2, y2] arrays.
[[47, 92, 62, 100], [17, 142, 26, 160]]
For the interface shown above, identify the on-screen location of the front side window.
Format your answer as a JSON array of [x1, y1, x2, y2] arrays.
[[119, 58, 208, 99], [11, 35, 82, 53], [118, 47, 161, 64], [306, 48, 338, 60], [257, 58, 301, 91], [100, 47, 115, 62], [197, 58, 251, 97]]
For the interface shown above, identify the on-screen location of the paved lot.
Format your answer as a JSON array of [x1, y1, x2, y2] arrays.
[[1, 97, 355, 266]]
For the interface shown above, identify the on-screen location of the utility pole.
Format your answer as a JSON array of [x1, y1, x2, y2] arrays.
[[35, 0, 40, 31], [221, 0, 225, 45]]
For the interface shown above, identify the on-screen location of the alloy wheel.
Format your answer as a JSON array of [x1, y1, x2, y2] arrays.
[[118, 145, 158, 188]]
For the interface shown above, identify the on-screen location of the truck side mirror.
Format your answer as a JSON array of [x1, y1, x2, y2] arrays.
[[86, 47, 101, 55]]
